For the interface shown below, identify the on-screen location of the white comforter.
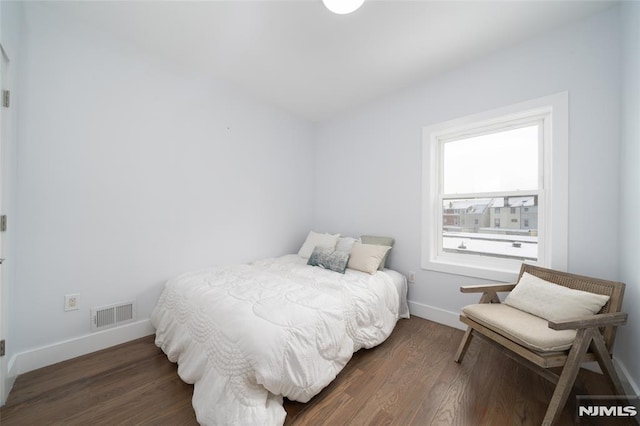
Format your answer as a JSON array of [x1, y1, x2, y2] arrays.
[[151, 255, 408, 425]]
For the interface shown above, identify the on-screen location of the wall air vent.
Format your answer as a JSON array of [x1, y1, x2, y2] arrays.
[[91, 301, 136, 332]]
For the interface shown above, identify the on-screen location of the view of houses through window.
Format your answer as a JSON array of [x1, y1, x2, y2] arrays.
[[442, 195, 538, 261]]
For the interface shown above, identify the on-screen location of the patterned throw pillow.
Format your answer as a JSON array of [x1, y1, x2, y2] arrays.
[[307, 247, 350, 274]]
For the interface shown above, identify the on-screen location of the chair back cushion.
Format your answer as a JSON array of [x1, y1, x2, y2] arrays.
[[504, 272, 609, 321]]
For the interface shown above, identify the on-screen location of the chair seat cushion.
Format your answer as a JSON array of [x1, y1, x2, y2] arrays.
[[462, 303, 577, 352]]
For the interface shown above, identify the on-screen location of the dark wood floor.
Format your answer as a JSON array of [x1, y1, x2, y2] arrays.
[[0, 316, 631, 425]]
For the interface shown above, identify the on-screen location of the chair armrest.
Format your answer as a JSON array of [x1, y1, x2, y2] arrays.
[[548, 312, 628, 331], [460, 283, 516, 293], [460, 283, 516, 304]]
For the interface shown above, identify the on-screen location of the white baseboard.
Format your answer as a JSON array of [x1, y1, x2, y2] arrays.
[[409, 300, 640, 399], [7, 319, 155, 379], [408, 300, 465, 331], [613, 357, 640, 397]]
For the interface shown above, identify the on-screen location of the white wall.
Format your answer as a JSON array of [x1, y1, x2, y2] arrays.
[[314, 4, 631, 376], [617, 1, 640, 394], [11, 3, 315, 363]]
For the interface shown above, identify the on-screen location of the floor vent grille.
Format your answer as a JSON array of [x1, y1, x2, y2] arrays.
[[91, 301, 135, 332]]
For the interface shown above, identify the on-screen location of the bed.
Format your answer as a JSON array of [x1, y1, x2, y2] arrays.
[[150, 233, 409, 425]]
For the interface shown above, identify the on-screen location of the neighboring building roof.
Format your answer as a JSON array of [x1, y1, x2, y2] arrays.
[[445, 196, 536, 215], [445, 198, 493, 214], [489, 196, 536, 208]]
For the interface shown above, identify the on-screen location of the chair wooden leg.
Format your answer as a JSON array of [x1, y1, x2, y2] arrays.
[[479, 291, 500, 304], [542, 329, 593, 426], [590, 332, 626, 396], [454, 327, 473, 363]]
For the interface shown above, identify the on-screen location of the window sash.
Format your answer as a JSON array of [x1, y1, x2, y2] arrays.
[[438, 119, 545, 196], [434, 114, 546, 266]]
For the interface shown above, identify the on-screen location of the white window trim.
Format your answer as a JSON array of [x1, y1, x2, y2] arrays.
[[421, 92, 568, 282]]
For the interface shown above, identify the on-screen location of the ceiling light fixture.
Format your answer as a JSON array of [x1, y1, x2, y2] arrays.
[[322, 0, 366, 15]]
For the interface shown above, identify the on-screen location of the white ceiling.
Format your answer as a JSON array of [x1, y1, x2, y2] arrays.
[[40, 0, 617, 122]]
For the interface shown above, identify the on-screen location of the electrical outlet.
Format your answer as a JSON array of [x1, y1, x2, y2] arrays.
[[64, 294, 80, 311], [408, 271, 416, 283]]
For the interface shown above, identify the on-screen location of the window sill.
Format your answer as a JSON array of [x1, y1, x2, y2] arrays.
[[421, 257, 521, 283]]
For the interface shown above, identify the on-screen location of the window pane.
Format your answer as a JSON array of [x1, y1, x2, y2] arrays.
[[442, 196, 538, 261], [443, 125, 539, 194]]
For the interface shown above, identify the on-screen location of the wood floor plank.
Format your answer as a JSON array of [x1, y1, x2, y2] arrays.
[[4, 336, 161, 407], [2, 316, 633, 426], [404, 325, 480, 425], [378, 327, 460, 424]]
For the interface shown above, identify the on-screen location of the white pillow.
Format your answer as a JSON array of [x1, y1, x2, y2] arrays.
[[297, 231, 340, 259], [347, 242, 391, 274], [335, 236, 358, 253], [504, 272, 610, 321]]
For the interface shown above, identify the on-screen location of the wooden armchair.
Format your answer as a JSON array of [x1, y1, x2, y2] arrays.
[[454, 264, 627, 426]]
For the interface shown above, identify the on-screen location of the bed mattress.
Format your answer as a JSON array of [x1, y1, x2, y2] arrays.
[[151, 254, 409, 425]]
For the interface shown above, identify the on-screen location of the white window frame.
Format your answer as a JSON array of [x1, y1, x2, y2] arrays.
[[421, 93, 568, 282]]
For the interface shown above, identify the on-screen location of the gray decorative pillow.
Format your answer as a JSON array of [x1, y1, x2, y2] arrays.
[[307, 247, 350, 274], [360, 235, 395, 270]]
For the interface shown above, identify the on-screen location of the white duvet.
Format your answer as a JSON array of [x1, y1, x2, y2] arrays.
[[151, 254, 408, 425]]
